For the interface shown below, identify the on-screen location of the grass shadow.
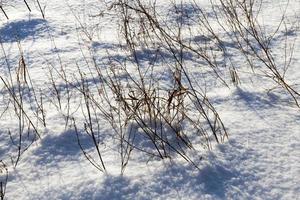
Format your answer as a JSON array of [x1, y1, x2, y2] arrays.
[[0, 18, 48, 42]]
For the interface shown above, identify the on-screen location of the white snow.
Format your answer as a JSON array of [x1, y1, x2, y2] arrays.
[[0, 0, 299, 199]]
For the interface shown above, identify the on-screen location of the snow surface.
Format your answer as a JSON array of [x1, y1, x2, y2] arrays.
[[0, 0, 299, 199]]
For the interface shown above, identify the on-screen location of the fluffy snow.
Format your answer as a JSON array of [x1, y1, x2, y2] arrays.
[[0, 0, 299, 199]]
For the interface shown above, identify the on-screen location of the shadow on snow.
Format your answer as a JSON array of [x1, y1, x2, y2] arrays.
[[0, 18, 48, 42]]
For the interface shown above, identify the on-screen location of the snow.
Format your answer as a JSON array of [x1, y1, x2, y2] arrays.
[[0, 0, 299, 199]]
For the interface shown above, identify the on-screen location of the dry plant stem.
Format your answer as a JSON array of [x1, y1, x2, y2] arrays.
[[24, 0, 31, 12], [36, 0, 45, 19], [42, 24, 72, 128], [75, 56, 199, 169], [0, 6, 9, 20], [118, 1, 229, 86], [81, 79, 106, 172], [0, 41, 44, 167], [46, 63, 62, 110], [17, 42, 47, 127], [69, 65, 107, 173], [0, 77, 40, 139], [47, 0, 229, 173], [73, 119, 106, 173], [0, 161, 8, 200], [93, 0, 229, 170], [140, 1, 226, 139], [214, 0, 300, 106]]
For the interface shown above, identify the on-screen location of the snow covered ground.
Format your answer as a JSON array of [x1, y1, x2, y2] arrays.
[[0, 0, 299, 199]]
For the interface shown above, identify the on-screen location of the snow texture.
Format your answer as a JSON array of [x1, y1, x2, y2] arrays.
[[0, 0, 299, 199]]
